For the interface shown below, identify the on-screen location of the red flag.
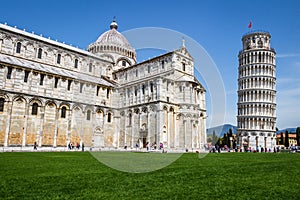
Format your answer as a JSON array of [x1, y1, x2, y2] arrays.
[[248, 20, 252, 29]]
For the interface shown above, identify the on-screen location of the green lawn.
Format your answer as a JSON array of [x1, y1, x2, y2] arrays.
[[0, 152, 300, 199]]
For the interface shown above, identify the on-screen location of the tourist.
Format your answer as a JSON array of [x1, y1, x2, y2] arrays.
[[135, 143, 139, 150], [146, 142, 149, 151], [33, 142, 37, 150], [82, 143, 85, 151], [159, 142, 163, 150]]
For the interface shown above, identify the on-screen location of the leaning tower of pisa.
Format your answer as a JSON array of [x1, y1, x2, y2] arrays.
[[237, 31, 276, 151]]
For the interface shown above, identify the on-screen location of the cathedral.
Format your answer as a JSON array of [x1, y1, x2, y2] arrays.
[[0, 20, 207, 150]]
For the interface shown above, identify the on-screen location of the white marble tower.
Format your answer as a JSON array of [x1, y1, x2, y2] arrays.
[[237, 31, 276, 150]]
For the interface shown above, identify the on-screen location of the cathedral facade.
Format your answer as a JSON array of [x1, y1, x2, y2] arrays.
[[0, 20, 206, 150]]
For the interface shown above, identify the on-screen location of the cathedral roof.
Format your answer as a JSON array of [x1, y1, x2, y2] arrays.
[[94, 20, 133, 50], [88, 19, 136, 61], [0, 54, 115, 87]]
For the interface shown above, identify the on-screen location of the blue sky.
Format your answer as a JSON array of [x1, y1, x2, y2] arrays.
[[1, 0, 299, 129]]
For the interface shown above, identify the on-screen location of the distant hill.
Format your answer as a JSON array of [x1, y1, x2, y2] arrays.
[[207, 124, 237, 137], [277, 128, 297, 134], [207, 125, 298, 137]]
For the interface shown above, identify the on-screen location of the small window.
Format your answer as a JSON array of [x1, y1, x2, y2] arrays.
[[107, 113, 112, 123], [162, 60, 165, 69], [54, 77, 59, 88], [87, 110, 91, 121], [31, 103, 38, 115], [107, 88, 110, 99], [89, 63, 92, 72], [61, 106, 67, 118], [67, 80, 72, 91], [37, 48, 42, 59], [122, 60, 126, 67], [0, 98, 5, 112], [142, 85, 145, 94], [150, 83, 154, 93], [96, 86, 100, 96], [16, 42, 21, 53], [128, 113, 132, 126], [148, 65, 151, 73], [182, 63, 186, 71], [57, 54, 61, 64], [7, 67, 12, 79], [135, 88, 137, 96], [80, 83, 83, 93], [24, 70, 29, 83], [74, 59, 78, 68], [40, 74, 45, 85], [136, 69, 138, 77]]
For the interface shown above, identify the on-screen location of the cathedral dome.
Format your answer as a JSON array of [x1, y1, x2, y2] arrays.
[[95, 21, 133, 50], [88, 20, 136, 63]]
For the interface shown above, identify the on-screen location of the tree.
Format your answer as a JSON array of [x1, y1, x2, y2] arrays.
[[280, 132, 284, 145], [285, 130, 289, 148], [296, 127, 300, 145]]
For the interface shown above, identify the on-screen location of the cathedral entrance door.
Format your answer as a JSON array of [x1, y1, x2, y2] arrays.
[[139, 130, 148, 148]]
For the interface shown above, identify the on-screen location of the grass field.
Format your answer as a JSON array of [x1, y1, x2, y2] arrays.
[[0, 152, 300, 199]]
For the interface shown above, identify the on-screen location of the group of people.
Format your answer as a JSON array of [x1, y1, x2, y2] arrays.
[[209, 144, 282, 153], [68, 142, 84, 151], [132, 142, 164, 151]]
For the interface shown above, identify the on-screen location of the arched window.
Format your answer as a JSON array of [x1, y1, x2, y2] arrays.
[[150, 83, 154, 93], [6, 67, 12, 79], [40, 74, 44, 85], [122, 60, 126, 67], [67, 80, 72, 91], [32, 103, 38, 115], [16, 42, 21, 53], [182, 63, 186, 71], [87, 110, 91, 121], [80, 83, 83, 93], [0, 98, 5, 112], [89, 63, 92, 72], [128, 113, 132, 126], [134, 87, 137, 96], [107, 88, 110, 99], [74, 59, 78, 68], [24, 70, 29, 83], [61, 106, 67, 118], [54, 77, 59, 88], [37, 48, 42, 59], [142, 84, 145, 94], [57, 54, 61, 64], [107, 113, 112, 123]]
